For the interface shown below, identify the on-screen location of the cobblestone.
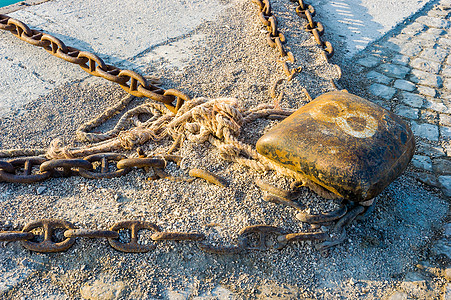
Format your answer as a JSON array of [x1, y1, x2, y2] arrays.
[[357, 56, 380, 68], [417, 16, 451, 29], [427, 28, 446, 36], [442, 65, 451, 77], [411, 58, 441, 74], [425, 98, 449, 113], [385, 36, 410, 48], [416, 172, 439, 186], [442, 126, 451, 138], [399, 42, 423, 57], [400, 91, 424, 108], [410, 69, 443, 88], [445, 143, 451, 156], [417, 33, 439, 47], [393, 54, 410, 66], [429, 9, 450, 18], [379, 63, 411, 78], [438, 37, 451, 48], [433, 158, 451, 174], [420, 48, 449, 63], [402, 23, 426, 35], [417, 141, 446, 157], [366, 70, 392, 85], [412, 155, 433, 171], [369, 83, 396, 99], [394, 105, 419, 119], [440, 114, 451, 126], [438, 176, 451, 197], [444, 78, 451, 89], [438, 176, 451, 196], [411, 121, 439, 141], [417, 85, 436, 97], [394, 79, 416, 91]]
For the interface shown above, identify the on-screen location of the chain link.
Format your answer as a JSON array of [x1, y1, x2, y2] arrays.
[[20, 219, 76, 253], [40, 159, 94, 177], [64, 229, 119, 239], [0, 156, 52, 183], [77, 153, 131, 179], [0, 231, 33, 242], [108, 220, 160, 253]]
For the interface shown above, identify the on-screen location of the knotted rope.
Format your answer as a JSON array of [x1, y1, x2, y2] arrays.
[[47, 96, 295, 173], [0, 94, 338, 199]]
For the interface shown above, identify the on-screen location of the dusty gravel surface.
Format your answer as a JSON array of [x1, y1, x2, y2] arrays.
[[0, 0, 449, 299]]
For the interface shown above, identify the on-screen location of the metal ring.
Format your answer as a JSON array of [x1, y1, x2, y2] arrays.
[[7, 18, 32, 37], [19, 29, 47, 47], [108, 220, 160, 253], [151, 232, 205, 241], [78, 153, 131, 179], [55, 46, 88, 65], [0, 157, 51, 183], [96, 64, 128, 85], [77, 51, 107, 74], [116, 157, 166, 170], [41, 34, 68, 54], [40, 159, 93, 172], [163, 89, 191, 113], [21, 219, 76, 253]]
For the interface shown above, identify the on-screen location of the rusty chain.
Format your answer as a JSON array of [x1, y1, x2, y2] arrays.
[[0, 150, 168, 184], [0, 219, 331, 253], [0, 14, 189, 114], [0, 0, 350, 255], [252, 0, 336, 81], [294, 0, 334, 59], [0, 148, 363, 254]]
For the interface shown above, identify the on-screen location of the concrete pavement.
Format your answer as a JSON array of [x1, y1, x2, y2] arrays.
[[0, 0, 228, 116]]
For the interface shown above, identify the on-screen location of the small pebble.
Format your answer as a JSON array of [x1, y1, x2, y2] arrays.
[[37, 186, 47, 195]]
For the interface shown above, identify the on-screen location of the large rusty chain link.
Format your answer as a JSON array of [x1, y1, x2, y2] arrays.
[[0, 14, 188, 114]]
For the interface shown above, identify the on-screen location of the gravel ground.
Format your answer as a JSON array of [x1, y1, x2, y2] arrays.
[[0, 0, 449, 299]]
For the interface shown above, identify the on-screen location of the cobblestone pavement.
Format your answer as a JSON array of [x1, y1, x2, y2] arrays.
[[342, 0, 451, 199], [339, 2, 451, 298]]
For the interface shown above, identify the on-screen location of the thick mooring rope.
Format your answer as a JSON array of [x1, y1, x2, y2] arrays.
[[47, 96, 293, 169]]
